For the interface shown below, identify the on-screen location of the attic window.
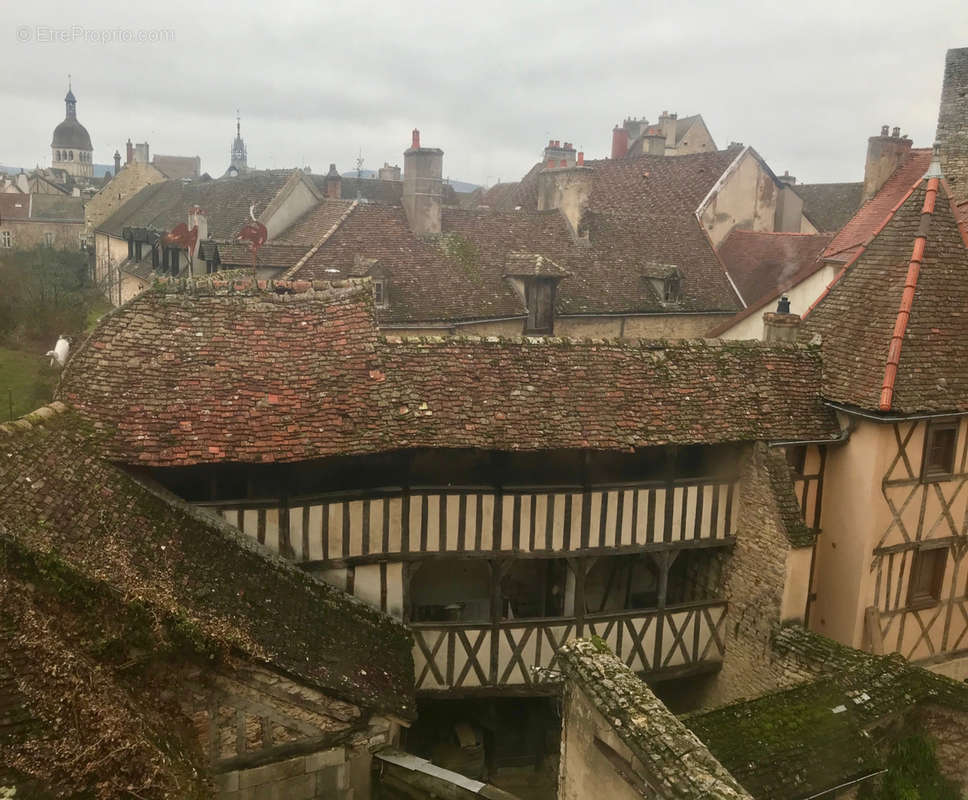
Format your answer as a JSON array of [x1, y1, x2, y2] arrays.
[[373, 279, 388, 308], [525, 278, 555, 334], [663, 274, 682, 304]]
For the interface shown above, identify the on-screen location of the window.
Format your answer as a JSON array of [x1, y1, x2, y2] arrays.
[[127, 237, 134, 259], [908, 546, 947, 607], [922, 421, 958, 480], [135, 241, 143, 261], [44, 232, 54, 247], [525, 278, 555, 334], [663, 274, 682, 304], [500, 560, 568, 619], [373, 279, 388, 308], [411, 559, 491, 623], [0, 231, 11, 248]]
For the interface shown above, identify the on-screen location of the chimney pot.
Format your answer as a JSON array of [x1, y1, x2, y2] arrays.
[[892, 126, 900, 138], [412, 128, 420, 149], [777, 295, 791, 314], [577, 151, 584, 166], [881, 125, 889, 136]]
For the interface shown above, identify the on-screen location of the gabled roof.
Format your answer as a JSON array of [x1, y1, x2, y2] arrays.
[[801, 169, 968, 414], [823, 149, 932, 262], [793, 182, 864, 232], [151, 154, 200, 180], [59, 278, 838, 467], [0, 403, 415, 720], [96, 171, 296, 239], [709, 230, 834, 332]]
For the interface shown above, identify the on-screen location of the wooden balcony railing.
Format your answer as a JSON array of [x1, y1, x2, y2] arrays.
[[198, 479, 737, 562], [410, 601, 728, 692]]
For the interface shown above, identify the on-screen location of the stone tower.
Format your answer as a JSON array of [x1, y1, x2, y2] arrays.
[[936, 47, 968, 200], [51, 78, 94, 178]]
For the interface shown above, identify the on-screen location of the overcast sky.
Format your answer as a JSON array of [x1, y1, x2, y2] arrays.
[[3, 0, 967, 187]]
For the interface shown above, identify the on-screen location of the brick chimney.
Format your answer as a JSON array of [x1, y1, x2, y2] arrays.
[[863, 125, 912, 202], [611, 126, 629, 159], [324, 163, 342, 199], [403, 129, 443, 236], [935, 47, 968, 200], [126, 139, 134, 165], [762, 296, 801, 343], [113, 150, 121, 176]]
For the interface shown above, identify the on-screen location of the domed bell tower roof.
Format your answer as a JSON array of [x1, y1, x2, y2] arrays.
[[52, 78, 92, 151]]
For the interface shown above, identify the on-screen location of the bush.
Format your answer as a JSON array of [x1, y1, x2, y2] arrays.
[[859, 734, 961, 800]]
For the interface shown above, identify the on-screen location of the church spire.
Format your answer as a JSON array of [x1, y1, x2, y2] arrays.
[[230, 110, 248, 173], [65, 74, 76, 119]]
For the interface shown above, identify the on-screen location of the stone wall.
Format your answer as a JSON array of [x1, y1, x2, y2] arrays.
[[0, 219, 83, 249], [699, 443, 812, 706], [218, 746, 353, 800], [917, 706, 968, 793], [85, 161, 166, 235], [936, 47, 968, 201]]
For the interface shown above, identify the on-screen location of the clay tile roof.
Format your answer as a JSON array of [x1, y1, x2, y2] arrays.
[[0, 194, 30, 220], [792, 182, 864, 232], [712, 230, 834, 326], [59, 279, 838, 467], [823, 149, 933, 262], [802, 175, 968, 414], [274, 198, 356, 246], [559, 639, 752, 800], [215, 241, 309, 270], [97, 171, 295, 240], [0, 403, 415, 721], [503, 252, 571, 277]]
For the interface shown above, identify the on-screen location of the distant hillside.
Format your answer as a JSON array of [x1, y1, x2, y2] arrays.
[[340, 169, 479, 194], [0, 163, 115, 178]]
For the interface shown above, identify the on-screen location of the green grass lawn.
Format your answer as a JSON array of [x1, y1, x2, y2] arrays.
[[0, 346, 58, 421]]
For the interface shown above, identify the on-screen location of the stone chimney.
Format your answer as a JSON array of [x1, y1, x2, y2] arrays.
[[642, 127, 666, 156], [543, 140, 576, 169], [622, 117, 650, 142], [113, 150, 121, 176], [658, 111, 678, 147], [403, 129, 443, 236], [863, 125, 912, 202], [378, 162, 401, 182], [126, 139, 134, 165], [324, 163, 342, 199], [774, 172, 804, 232], [611, 126, 629, 159], [536, 160, 594, 234], [935, 47, 968, 200], [777, 171, 796, 186], [762, 296, 801, 343]]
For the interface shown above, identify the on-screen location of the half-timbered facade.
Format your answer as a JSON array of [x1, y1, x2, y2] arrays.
[[59, 277, 840, 707], [802, 153, 968, 676]]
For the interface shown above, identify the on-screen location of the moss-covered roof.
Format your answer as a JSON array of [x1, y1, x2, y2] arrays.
[[0, 404, 414, 720], [685, 628, 968, 799], [558, 639, 752, 799]]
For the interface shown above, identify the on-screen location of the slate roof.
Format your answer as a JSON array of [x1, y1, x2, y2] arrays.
[[311, 174, 404, 205], [793, 182, 864, 232], [152, 154, 200, 180], [51, 116, 92, 151], [687, 627, 968, 800], [709, 230, 834, 333], [823, 149, 932, 263], [96, 170, 295, 240], [801, 174, 968, 414], [558, 639, 751, 800], [0, 403, 415, 720], [58, 278, 838, 467]]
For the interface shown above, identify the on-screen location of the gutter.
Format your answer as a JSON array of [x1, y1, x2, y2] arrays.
[[824, 401, 967, 424], [800, 769, 887, 800]]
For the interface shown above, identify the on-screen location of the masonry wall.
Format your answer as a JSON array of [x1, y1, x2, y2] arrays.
[[699, 443, 812, 706], [558, 683, 649, 800], [0, 219, 83, 249], [916, 706, 968, 794], [85, 162, 165, 235], [936, 47, 968, 201]]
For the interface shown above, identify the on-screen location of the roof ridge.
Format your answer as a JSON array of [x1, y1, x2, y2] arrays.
[[280, 198, 359, 280], [878, 177, 939, 411], [802, 178, 924, 320], [0, 401, 70, 437], [380, 332, 815, 351]]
